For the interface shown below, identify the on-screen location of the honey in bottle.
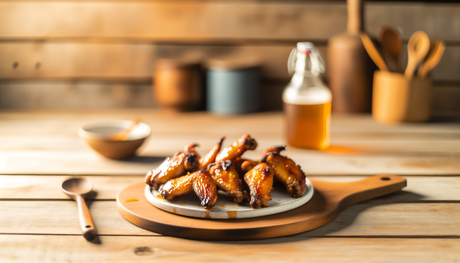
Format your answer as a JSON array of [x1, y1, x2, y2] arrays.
[[283, 42, 332, 150]]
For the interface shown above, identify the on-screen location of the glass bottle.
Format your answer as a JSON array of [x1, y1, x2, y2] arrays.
[[283, 42, 332, 150]]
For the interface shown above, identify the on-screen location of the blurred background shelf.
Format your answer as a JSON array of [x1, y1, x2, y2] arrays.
[[0, 0, 459, 117]]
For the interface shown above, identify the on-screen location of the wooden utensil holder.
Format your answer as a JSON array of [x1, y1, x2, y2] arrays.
[[372, 71, 432, 123]]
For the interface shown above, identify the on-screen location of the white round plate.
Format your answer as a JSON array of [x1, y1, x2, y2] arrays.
[[144, 178, 314, 219]]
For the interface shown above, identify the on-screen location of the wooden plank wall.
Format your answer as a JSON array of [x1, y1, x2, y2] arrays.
[[0, 1, 459, 116]]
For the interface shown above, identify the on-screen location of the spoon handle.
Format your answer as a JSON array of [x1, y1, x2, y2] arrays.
[[404, 57, 418, 79], [76, 195, 97, 240]]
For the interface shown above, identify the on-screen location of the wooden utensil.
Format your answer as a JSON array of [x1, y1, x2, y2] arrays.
[[360, 33, 389, 71], [418, 39, 445, 78], [377, 26, 402, 72], [404, 31, 430, 79], [61, 177, 97, 241], [118, 174, 407, 240], [108, 118, 141, 141], [373, 71, 432, 123], [328, 0, 376, 113]]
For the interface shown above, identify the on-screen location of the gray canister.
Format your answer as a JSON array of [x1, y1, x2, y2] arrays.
[[206, 57, 260, 114]]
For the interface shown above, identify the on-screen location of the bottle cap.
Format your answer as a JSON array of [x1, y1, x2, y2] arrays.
[[297, 42, 315, 52]]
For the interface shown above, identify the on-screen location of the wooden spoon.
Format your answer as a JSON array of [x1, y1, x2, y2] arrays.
[[61, 177, 97, 241], [377, 26, 402, 72], [360, 33, 389, 71], [404, 31, 430, 79], [109, 118, 141, 141], [418, 39, 445, 78]]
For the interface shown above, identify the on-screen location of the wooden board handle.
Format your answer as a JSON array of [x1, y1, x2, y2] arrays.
[[347, 0, 363, 36], [312, 174, 407, 207]]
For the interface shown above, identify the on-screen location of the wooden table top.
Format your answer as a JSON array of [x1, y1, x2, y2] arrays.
[[0, 109, 459, 262]]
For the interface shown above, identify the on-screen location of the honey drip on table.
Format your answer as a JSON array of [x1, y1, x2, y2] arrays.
[[124, 198, 139, 203]]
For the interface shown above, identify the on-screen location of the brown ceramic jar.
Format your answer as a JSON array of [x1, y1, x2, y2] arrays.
[[153, 57, 202, 112]]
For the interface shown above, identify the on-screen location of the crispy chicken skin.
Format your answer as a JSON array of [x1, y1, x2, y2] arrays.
[[184, 143, 201, 158], [198, 137, 225, 169], [159, 170, 218, 209], [260, 148, 306, 198], [232, 157, 258, 177], [145, 152, 199, 189], [184, 137, 225, 170], [244, 163, 274, 208], [262, 145, 286, 156], [216, 134, 257, 162], [208, 160, 246, 203]]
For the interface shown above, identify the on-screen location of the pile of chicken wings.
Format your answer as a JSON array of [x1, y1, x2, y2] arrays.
[[145, 134, 307, 209]]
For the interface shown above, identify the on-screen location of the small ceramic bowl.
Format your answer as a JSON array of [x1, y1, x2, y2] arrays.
[[79, 120, 151, 159]]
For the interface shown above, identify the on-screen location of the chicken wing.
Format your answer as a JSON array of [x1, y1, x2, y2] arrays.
[[208, 160, 246, 203], [260, 149, 306, 197], [184, 143, 201, 158], [262, 145, 286, 156], [232, 157, 258, 177], [216, 134, 257, 162], [145, 152, 199, 189], [159, 170, 218, 209], [244, 163, 274, 208], [184, 137, 225, 170]]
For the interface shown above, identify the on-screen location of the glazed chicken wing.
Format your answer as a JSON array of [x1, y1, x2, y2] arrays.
[[232, 157, 258, 177], [244, 163, 274, 208], [159, 170, 218, 209], [145, 152, 199, 189], [208, 160, 246, 203], [216, 134, 257, 162], [262, 145, 286, 156], [261, 148, 306, 197], [184, 137, 225, 170]]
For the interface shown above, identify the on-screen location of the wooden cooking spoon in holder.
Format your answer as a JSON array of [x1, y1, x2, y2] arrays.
[[372, 71, 432, 123]]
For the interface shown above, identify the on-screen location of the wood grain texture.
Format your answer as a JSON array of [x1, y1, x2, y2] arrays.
[[0, 43, 458, 81], [0, 80, 155, 109], [1, 175, 459, 202], [0, 111, 459, 175], [1, 199, 460, 237], [1, 2, 459, 42], [0, 43, 156, 79], [1, 110, 459, 135], [1, 150, 459, 175], [0, 109, 458, 260], [3, 134, 460, 154], [1, 235, 458, 262], [0, 2, 346, 41]]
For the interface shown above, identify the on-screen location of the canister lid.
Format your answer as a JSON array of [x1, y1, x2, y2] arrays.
[[205, 54, 260, 71]]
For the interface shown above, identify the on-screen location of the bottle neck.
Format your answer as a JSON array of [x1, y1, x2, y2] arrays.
[[290, 72, 325, 89], [292, 49, 323, 81]]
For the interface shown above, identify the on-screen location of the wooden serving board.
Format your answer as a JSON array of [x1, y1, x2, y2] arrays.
[[117, 174, 406, 240]]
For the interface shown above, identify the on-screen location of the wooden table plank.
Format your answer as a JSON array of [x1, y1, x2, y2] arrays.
[[0, 235, 458, 262], [0, 201, 458, 237], [1, 150, 458, 175], [1, 175, 459, 202], [2, 134, 460, 154], [1, 110, 459, 135]]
